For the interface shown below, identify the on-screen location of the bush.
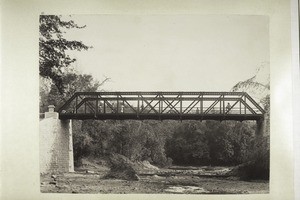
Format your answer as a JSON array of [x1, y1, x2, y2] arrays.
[[104, 153, 139, 181], [236, 135, 269, 180]]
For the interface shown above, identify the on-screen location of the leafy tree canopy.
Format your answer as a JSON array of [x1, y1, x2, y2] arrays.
[[39, 15, 90, 93], [40, 72, 105, 113]]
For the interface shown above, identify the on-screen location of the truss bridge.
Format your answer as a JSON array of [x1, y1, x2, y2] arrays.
[[58, 91, 265, 121]]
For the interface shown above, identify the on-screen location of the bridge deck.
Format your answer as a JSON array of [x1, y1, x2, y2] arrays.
[[58, 91, 265, 121], [59, 113, 263, 121]]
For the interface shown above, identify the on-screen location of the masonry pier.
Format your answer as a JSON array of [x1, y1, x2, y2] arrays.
[[40, 105, 74, 174]]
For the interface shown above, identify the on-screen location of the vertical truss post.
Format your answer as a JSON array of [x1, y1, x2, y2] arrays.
[[244, 95, 246, 114], [201, 95, 203, 114], [84, 101, 87, 114], [240, 99, 242, 114], [219, 96, 222, 114], [75, 96, 78, 114], [180, 95, 182, 115], [103, 100, 106, 114], [159, 95, 161, 114], [161, 98, 163, 114], [96, 96, 98, 115], [160, 94, 163, 120], [117, 94, 119, 114], [223, 95, 225, 114], [137, 95, 140, 115]]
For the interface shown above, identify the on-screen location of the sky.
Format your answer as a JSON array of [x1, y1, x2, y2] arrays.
[[63, 15, 269, 92]]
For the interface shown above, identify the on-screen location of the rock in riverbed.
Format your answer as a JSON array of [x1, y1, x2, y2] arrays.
[[105, 153, 140, 181]]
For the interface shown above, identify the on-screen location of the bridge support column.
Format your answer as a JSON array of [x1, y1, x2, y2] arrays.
[[256, 114, 267, 136], [68, 120, 74, 172], [40, 105, 74, 174]]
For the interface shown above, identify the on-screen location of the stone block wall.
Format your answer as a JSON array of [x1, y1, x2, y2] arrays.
[[39, 112, 74, 174]]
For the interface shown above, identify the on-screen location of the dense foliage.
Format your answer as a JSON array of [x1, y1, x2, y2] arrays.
[[72, 119, 258, 168], [166, 120, 256, 166], [40, 73, 101, 113], [73, 120, 174, 167], [39, 15, 90, 93], [71, 111, 269, 180]]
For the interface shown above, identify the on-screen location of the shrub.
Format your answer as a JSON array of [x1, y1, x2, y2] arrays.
[[236, 135, 269, 180]]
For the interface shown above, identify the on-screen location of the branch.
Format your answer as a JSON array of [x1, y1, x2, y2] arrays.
[[99, 75, 111, 87]]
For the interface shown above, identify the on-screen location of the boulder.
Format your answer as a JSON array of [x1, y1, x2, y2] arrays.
[[105, 153, 139, 181]]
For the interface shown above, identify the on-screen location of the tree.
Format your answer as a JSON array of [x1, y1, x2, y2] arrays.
[[166, 121, 210, 165], [40, 72, 104, 112], [39, 15, 90, 93], [231, 64, 270, 179]]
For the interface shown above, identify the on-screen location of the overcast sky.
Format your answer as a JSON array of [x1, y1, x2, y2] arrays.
[[64, 15, 269, 92]]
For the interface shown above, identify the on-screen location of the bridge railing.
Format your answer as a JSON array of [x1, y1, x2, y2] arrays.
[[66, 106, 261, 115]]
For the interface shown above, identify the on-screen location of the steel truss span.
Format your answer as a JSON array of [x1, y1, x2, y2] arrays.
[[58, 92, 265, 121]]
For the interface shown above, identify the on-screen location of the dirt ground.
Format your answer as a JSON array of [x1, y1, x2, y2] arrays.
[[40, 161, 269, 194]]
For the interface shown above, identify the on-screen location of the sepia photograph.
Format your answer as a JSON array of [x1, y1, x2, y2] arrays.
[[39, 14, 270, 194], [1, 0, 298, 199]]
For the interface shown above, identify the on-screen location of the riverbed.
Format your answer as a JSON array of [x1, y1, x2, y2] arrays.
[[40, 165, 269, 194]]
